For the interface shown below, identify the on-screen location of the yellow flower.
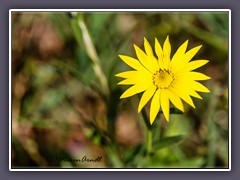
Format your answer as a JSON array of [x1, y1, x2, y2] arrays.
[[116, 36, 210, 124]]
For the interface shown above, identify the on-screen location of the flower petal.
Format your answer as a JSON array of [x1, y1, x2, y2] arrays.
[[115, 71, 134, 78], [175, 71, 211, 81], [163, 36, 171, 69], [183, 45, 202, 63], [163, 36, 171, 59], [120, 83, 151, 99], [179, 60, 209, 72], [118, 76, 150, 85], [138, 84, 157, 112], [115, 70, 149, 78], [155, 38, 163, 60], [188, 72, 211, 81], [171, 39, 188, 65], [161, 89, 170, 121], [172, 45, 202, 73], [118, 55, 150, 73], [150, 89, 161, 124], [167, 89, 184, 112], [169, 86, 196, 108], [134, 44, 158, 73], [144, 37, 154, 56], [172, 80, 203, 99], [155, 38, 164, 69], [191, 81, 210, 93]]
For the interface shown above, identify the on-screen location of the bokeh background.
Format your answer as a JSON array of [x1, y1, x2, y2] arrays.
[[11, 11, 229, 168]]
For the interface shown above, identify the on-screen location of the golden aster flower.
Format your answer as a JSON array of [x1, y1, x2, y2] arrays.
[[116, 36, 210, 124]]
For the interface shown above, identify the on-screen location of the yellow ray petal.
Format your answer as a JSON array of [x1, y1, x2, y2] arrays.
[[144, 37, 154, 56], [180, 60, 209, 72], [134, 44, 158, 73], [175, 71, 211, 81], [183, 87, 203, 99], [118, 76, 150, 85], [120, 83, 150, 99], [183, 45, 202, 63], [187, 72, 211, 81], [115, 70, 150, 78], [171, 39, 189, 65], [143, 38, 160, 70], [163, 36, 171, 69], [155, 38, 163, 60], [169, 86, 196, 108], [167, 89, 184, 112], [163, 36, 171, 58], [161, 89, 170, 121], [150, 89, 161, 124], [172, 80, 203, 99], [118, 55, 150, 73], [191, 81, 210, 93], [138, 84, 157, 112], [115, 71, 135, 78], [155, 38, 164, 69], [171, 45, 202, 73]]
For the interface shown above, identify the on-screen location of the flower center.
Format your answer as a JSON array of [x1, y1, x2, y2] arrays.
[[152, 70, 174, 89]]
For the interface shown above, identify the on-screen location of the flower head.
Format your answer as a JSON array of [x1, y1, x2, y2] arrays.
[[116, 36, 210, 124]]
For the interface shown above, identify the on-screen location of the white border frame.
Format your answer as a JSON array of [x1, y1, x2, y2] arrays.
[[9, 9, 231, 171]]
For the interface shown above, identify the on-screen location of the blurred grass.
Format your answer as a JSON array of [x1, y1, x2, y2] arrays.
[[11, 11, 229, 168]]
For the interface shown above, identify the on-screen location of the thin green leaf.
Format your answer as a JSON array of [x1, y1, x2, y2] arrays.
[[152, 135, 184, 152]]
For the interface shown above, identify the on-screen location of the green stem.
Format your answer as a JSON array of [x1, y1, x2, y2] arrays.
[[140, 108, 153, 157], [70, 12, 110, 98], [141, 107, 152, 130], [147, 128, 152, 156]]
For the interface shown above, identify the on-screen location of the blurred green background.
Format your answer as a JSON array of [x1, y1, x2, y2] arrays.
[[11, 11, 229, 168]]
